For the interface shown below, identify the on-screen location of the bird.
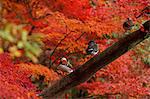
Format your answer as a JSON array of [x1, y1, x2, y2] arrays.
[[136, 6, 150, 18], [123, 18, 134, 32], [86, 40, 99, 55], [57, 57, 73, 73]]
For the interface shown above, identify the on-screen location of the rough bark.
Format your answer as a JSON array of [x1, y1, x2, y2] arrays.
[[40, 20, 150, 98]]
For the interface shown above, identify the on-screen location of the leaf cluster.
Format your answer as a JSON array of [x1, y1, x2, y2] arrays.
[[0, 20, 44, 63]]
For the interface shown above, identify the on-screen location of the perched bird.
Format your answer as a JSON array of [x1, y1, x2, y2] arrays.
[[123, 18, 134, 32], [86, 40, 99, 55], [57, 57, 73, 73], [136, 6, 150, 18]]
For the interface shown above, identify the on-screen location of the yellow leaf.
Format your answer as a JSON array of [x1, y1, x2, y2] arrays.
[[0, 48, 4, 54]]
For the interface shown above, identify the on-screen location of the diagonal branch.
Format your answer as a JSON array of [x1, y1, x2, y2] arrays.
[[49, 32, 70, 60], [40, 20, 150, 98]]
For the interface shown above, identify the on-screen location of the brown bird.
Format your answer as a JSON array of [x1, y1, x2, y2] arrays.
[[123, 18, 134, 32], [57, 57, 73, 73]]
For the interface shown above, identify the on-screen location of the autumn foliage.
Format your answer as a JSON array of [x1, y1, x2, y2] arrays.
[[0, 53, 37, 98], [0, 0, 149, 98]]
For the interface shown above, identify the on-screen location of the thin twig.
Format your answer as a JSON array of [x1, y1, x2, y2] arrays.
[[49, 19, 69, 66], [28, 25, 35, 35], [75, 32, 85, 42], [50, 33, 69, 58], [50, 32, 85, 67]]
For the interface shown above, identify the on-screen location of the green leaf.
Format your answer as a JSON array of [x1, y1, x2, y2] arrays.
[[21, 30, 28, 42], [17, 41, 24, 49]]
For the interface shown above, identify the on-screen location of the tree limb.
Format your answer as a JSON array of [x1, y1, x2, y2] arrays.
[[40, 20, 150, 98]]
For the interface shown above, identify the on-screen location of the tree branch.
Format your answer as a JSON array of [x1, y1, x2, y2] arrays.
[[40, 20, 150, 98]]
